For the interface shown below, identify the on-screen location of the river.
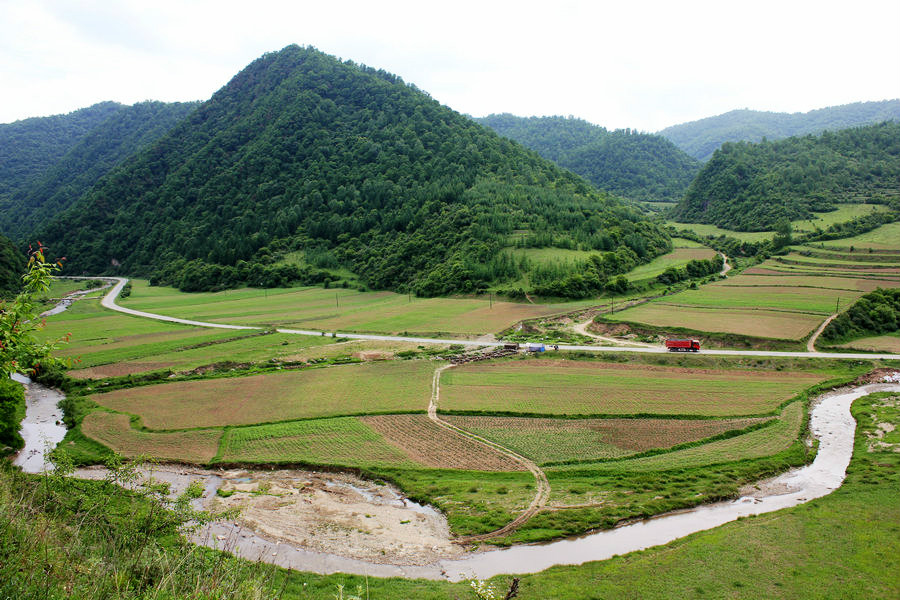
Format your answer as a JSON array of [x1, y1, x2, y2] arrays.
[[13, 370, 899, 581]]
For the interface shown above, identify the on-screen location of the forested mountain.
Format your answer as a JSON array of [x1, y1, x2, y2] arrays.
[[670, 122, 900, 231], [0, 101, 198, 240], [0, 102, 123, 208], [38, 45, 671, 295], [478, 114, 700, 202], [660, 100, 900, 161], [0, 235, 26, 298]]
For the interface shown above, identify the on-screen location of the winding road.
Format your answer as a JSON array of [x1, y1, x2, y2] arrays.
[[80, 277, 900, 361]]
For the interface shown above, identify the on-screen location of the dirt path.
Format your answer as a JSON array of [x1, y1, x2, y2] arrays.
[[427, 364, 550, 542], [573, 319, 658, 348], [807, 313, 838, 352], [720, 253, 732, 276]]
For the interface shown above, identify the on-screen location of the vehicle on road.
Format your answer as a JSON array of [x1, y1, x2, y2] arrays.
[[665, 338, 701, 352]]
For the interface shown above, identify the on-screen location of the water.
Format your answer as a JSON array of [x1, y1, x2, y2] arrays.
[[15, 372, 899, 581], [11, 374, 67, 473]]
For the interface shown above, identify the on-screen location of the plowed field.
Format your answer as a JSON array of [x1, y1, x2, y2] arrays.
[[81, 412, 221, 463]]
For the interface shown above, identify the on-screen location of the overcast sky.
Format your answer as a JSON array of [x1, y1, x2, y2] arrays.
[[2, 0, 899, 131]]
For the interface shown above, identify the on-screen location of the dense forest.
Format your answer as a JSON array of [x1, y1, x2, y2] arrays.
[[0, 101, 198, 240], [478, 114, 700, 202], [0, 102, 123, 212], [37, 45, 671, 295], [0, 235, 26, 299], [670, 122, 900, 231], [820, 288, 900, 344], [659, 100, 900, 161]]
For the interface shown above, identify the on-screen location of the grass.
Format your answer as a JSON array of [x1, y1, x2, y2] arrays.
[[439, 359, 824, 416], [117, 280, 588, 336], [667, 221, 775, 242], [80, 411, 222, 463], [820, 220, 900, 251], [90, 360, 436, 429], [442, 415, 770, 465], [626, 247, 718, 282], [834, 332, 900, 353], [217, 417, 416, 467]]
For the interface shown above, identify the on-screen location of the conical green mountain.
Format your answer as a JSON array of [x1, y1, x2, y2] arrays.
[[478, 114, 700, 202], [670, 122, 900, 231], [39, 45, 670, 294], [1, 101, 198, 241]]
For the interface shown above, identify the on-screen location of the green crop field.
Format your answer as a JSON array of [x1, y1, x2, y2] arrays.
[[442, 415, 770, 465], [117, 280, 590, 336], [218, 417, 416, 467], [91, 360, 435, 429], [439, 359, 823, 416], [666, 222, 774, 242]]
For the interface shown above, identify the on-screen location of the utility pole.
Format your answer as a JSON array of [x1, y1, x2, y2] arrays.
[[336, 292, 339, 308], [489, 292, 493, 309], [835, 297, 840, 313]]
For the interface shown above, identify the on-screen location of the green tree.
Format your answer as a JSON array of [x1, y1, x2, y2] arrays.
[[0, 244, 67, 378]]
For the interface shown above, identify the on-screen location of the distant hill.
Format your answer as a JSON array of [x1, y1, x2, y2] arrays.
[[0, 102, 123, 207], [478, 114, 700, 202], [37, 46, 671, 296], [660, 100, 900, 161], [0, 234, 26, 298], [670, 122, 900, 231], [0, 101, 198, 241]]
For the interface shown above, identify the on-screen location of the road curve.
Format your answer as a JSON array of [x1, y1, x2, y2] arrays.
[[807, 314, 838, 353], [84, 277, 900, 361]]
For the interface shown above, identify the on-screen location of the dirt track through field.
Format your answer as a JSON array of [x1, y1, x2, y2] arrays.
[[807, 313, 838, 352], [427, 364, 551, 542]]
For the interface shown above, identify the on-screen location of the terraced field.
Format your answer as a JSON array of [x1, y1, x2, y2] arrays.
[[81, 412, 222, 463], [605, 244, 900, 342]]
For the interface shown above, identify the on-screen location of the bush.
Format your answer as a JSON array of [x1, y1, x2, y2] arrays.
[[0, 378, 25, 454]]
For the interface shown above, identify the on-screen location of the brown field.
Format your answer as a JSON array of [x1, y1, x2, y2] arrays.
[[604, 302, 825, 339], [724, 272, 900, 292], [362, 414, 525, 471], [439, 360, 824, 416], [92, 361, 435, 429], [442, 415, 771, 464], [81, 412, 222, 463]]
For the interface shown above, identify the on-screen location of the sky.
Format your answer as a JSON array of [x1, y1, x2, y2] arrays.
[[1, 0, 899, 132]]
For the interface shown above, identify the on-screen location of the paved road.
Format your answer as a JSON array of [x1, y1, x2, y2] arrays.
[[83, 277, 900, 361]]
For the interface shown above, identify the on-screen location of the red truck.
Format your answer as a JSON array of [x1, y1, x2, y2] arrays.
[[665, 339, 701, 352]]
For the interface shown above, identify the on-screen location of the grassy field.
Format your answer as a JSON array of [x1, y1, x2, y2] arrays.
[[217, 417, 416, 467], [439, 359, 824, 416], [118, 280, 590, 336], [835, 332, 900, 353], [442, 415, 770, 465], [91, 360, 435, 429], [626, 247, 718, 282], [820, 220, 900, 251], [81, 411, 222, 463]]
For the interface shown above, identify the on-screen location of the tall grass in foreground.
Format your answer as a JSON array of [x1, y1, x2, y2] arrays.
[[0, 455, 282, 599]]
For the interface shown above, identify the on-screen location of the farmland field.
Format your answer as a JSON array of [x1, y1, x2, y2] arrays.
[[117, 280, 592, 336], [625, 247, 718, 282], [81, 411, 222, 463], [548, 401, 804, 472], [217, 418, 416, 467], [820, 220, 900, 251], [835, 333, 900, 353], [439, 359, 823, 416], [442, 415, 770, 465], [92, 360, 435, 429]]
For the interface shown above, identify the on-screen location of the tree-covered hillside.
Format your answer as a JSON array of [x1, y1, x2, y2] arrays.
[[0, 101, 198, 241], [0, 234, 26, 298], [478, 114, 700, 202], [670, 122, 900, 231], [38, 45, 671, 295], [0, 102, 123, 209], [660, 100, 900, 161]]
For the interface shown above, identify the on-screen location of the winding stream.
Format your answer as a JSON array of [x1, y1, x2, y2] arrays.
[[14, 373, 899, 581]]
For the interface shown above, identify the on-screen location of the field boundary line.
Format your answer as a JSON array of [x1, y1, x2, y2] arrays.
[[427, 364, 550, 543]]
